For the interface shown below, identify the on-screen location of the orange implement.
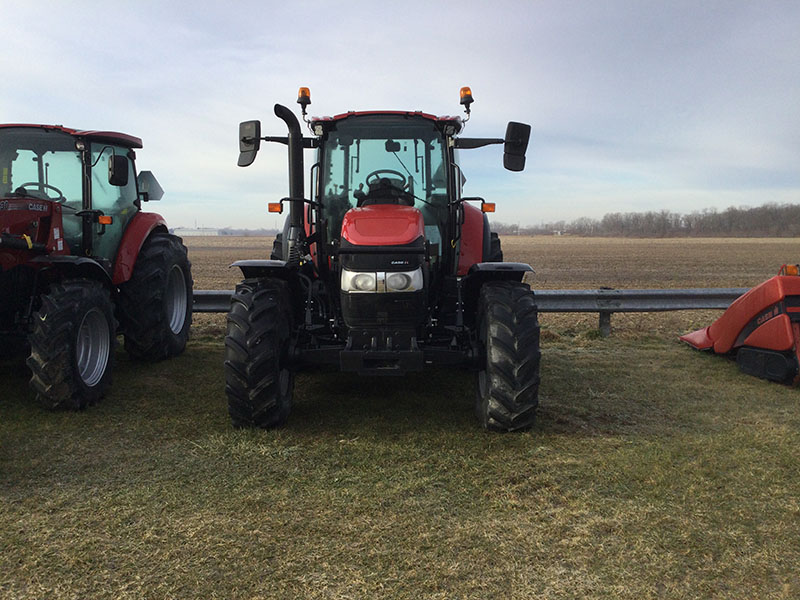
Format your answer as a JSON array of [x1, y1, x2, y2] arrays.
[[680, 275, 800, 383]]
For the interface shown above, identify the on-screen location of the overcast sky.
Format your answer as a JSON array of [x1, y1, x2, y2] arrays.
[[3, 0, 798, 229]]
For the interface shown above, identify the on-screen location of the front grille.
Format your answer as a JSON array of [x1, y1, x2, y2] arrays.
[[340, 289, 426, 328]]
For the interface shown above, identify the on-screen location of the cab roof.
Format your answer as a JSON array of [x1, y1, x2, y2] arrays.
[[0, 124, 143, 148], [310, 111, 463, 134]]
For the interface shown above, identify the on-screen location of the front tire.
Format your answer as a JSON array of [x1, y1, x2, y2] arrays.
[[118, 233, 193, 361], [27, 279, 116, 410], [224, 278, 294, 428], [475, 281, 541, 432]]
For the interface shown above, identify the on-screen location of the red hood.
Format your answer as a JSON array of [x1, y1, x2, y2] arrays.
[[0, 198, 69, 271], [341, 205, 424, 246]]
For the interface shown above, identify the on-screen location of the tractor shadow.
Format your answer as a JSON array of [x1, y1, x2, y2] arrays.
[[287, 343, 691, 438], [291, 366, 478, 434], [0, 352, 33, 403]]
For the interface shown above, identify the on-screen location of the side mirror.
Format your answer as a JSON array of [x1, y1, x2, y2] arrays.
[[238, 120, 261, 167], [503, 122, 531, 172], [137, 171, 164, 202], [108, 155, 129, 186]]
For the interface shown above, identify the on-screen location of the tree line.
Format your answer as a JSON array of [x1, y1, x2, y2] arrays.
[[493, 203, 800, 237]]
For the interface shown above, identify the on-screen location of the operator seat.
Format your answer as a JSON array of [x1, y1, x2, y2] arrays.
[[356, 177, 414, 207]]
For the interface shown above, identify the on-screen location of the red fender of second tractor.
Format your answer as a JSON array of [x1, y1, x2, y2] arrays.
[[680, 275, 800, 354], [111, 211, 167, 285]]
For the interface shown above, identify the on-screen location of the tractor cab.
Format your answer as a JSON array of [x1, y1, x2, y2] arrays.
[[0, 125, 162, 266], [314, 113, 453, 266]]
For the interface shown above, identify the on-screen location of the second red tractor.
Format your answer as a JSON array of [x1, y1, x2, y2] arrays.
[[0, 124, 193, 409]]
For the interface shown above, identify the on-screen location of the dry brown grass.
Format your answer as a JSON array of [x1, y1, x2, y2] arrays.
[[499, 236, 800, 289], [184, 235, 800, 292]]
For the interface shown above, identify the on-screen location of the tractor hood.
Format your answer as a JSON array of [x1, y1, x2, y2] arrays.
[[341, 205, 424, 247]]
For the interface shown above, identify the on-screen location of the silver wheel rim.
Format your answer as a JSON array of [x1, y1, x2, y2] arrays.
[[166, 265, 188, 334], [76, 308, 111, 387]]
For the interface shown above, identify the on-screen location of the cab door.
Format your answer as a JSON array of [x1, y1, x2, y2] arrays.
[[87, 145, 138, 261]]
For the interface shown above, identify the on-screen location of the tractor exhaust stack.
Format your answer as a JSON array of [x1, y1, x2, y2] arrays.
[[274, 104, 304, 266]]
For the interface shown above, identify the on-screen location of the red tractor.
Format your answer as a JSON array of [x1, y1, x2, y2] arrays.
[[227, 88, 537, 431], [0, 124, 193, 409]]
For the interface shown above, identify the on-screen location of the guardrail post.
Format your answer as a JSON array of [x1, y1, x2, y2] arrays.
[[599, 311, 612, 337]]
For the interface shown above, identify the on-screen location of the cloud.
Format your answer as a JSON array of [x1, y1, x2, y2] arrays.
[[2, 0, 798, 227]]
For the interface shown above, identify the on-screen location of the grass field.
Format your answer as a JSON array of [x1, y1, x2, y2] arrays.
[[2, 237, 799, 599]]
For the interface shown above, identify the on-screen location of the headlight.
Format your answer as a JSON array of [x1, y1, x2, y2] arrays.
[[341, 267, 423, 293], [352, 273, 377, 291], [392, 267, 424, 292], [386, 272, 411, 291], [341, 269, 376, 292]]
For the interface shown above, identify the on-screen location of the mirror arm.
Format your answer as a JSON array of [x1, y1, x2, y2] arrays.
[[243, 136, 317, 149], [454, 138, 504, 149]]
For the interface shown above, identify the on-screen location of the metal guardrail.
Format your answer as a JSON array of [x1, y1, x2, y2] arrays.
[[535, 288, 747, 335], [194, 287, 748, 336], [193, 290, 233, 313]]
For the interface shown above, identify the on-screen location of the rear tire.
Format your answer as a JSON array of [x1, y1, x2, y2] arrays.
[[224, 278, 294, 428], [27, 279, 116, 410], [475, 281, 540, 432], [270, 233, 284, 260], [118, 233, 193, 361], [487, 231, 503, 262]]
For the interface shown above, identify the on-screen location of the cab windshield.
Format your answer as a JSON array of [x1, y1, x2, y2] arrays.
[[0, 128, 82, 206], [318, 115, 448, 245]]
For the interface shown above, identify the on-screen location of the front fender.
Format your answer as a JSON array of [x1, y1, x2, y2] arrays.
[[112, 212, 168, 285], [462, 262, 535, 323], [230, 260, 303, 321], [231, 259, 293, 280], [30, 254, 112, 286]]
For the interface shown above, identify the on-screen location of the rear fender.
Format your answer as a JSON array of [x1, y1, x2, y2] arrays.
[[112, 211, 167, 285], [457, 202, 485, 276]]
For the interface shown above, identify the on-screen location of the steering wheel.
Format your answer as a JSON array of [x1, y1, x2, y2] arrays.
[[15, 182, 65, 201], [365, 169, 407, 189]]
